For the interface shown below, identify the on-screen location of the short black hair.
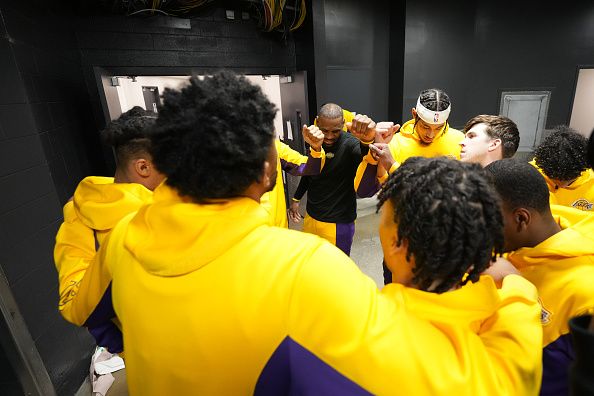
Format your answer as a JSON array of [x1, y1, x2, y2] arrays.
[[318, 103, 343, 120], [463, 115, 520, 158], [150, 71, 277, 202], [534, 125, 589, 181], [100, 106, 157, 165], [377, 157, 503, 293], [485, 158, 550, 214]]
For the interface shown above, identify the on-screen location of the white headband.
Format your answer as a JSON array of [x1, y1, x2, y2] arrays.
[[415, 97, 451, 125]]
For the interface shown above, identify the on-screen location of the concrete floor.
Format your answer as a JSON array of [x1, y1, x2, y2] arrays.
[[289, 195, 384, 288]]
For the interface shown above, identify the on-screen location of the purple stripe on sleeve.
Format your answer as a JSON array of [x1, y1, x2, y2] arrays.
[[87, 321, 123, 353], [255, 336, 372, 395], [281, 156, 322, 176], [84, 283, 116, 328], [356, 163, 380, 198], [540, 333, 574, 396]]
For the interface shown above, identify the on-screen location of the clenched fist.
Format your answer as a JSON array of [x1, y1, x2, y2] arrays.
[[369, 142, 396, 171], [346, 114, 376, 143], [375, 121, 400, 144], [302, 124, 324, 152]]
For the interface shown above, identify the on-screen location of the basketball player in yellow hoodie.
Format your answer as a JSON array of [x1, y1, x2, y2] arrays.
[[531, 125, 594, 211], [486, 158, 594, 396], [54, 106, 164, 352], [90, 72, 542, 395], [354, 88, 464, 195]]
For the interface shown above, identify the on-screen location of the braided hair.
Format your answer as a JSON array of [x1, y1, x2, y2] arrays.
[[377, 157, 504, 293], [418, 88, 451, 112]]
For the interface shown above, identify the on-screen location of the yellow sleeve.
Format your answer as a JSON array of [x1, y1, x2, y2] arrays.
[[480, 275, 543, 396], [276, 140, 307, 164], [63, 212, 138, 327], [54, 201, 96, 324], [276, 140, 326, 174]]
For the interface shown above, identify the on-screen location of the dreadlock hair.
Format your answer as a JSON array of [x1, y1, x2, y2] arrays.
[[100, 106, 157, 165], [463, 115, 520, 158], [534, 125, 589, 181], [376, 156, 504, 294], [150, 71, 277, 203], [485, 158, 551, 215], [418, 88, 451, 112]]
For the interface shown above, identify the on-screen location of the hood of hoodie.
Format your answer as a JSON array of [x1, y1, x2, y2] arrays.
[[123, 183, 270, 277], [508, 213, 594, 270], [73, 176, 153, 231], [398, 118, 448, 143], [383, 275, 509, 326]]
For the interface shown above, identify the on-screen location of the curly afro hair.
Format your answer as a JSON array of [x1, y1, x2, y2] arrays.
[[100, 106, 157, 164], [534, 125, 589, 181], [463, 115, 520, 158], [377, 156, 504, 293], [150, 71, 277, 203]]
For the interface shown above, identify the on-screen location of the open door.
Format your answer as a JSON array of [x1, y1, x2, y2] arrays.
[[279, 72, 310, 223]]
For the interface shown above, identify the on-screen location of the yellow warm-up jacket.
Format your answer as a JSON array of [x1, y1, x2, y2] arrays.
[[531, 159, 594, 211], [355, 118, 464, 193], [260, 140, 325, 228], [94, 182, 542, 395], [53, 176, 152, 350], [507, 210, 594, 395]]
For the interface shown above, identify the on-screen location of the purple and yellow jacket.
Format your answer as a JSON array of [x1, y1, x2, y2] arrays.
[[91, 182, 543, 395], [508, 207, 594, 395], [53, 176, 152, 352]]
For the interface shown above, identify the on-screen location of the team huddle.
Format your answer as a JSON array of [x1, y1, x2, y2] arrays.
[[54, 71, 594, 395]]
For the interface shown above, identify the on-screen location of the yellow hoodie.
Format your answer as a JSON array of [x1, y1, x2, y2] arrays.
[[507, 212, 594, 395], [260, 140, 325, 228], [53, 176, 152, 350], [95, 182, 542, 395], [530, 159, 594, 211], [355, 119, 464, 192]]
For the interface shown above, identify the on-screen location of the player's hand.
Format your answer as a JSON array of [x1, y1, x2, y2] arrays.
[[288, 201, 303, 223], [302, 125, 324, 152], [375, 122, 400, 144], [369, 143, 396, 171], [346, 114, 376, 143], [481, 256, 521, 288]]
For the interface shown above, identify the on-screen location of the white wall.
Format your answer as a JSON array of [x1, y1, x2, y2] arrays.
[[245, 75, 284, 139], [570, 68, 594, 137], [115, 76, 191, 116], [114, 75, 284, 139]]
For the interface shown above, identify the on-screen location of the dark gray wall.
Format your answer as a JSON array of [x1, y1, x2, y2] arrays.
[[0, 2, 98, 394], [74, 8, 300, 172], [404, 0, 594, 129], [313, 0, 391, 121]]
